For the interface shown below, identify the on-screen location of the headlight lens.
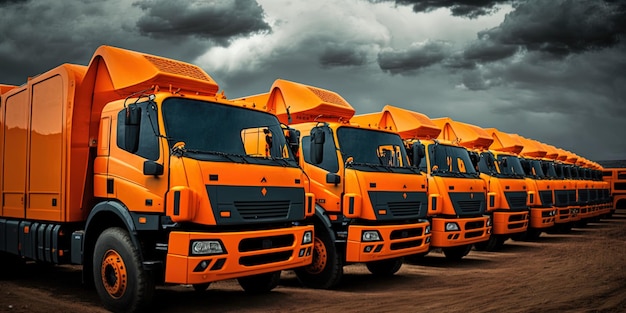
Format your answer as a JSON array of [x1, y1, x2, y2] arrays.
[[445, 222, 460, 232], [191, 240, 224, 255], [487, 216, 492, 227], [425, 225, 431, 234], [362, 230, 381, 242], [302, 230, 313, 244]]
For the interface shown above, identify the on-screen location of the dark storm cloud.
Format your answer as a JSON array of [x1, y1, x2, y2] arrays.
[[393, 0, 513, 18], [0, 0, 269, 86], [134, 0, 271, 44], [479, 0, 625, 56], [377, 40, 452, 75], [319, 46, 368, 67]]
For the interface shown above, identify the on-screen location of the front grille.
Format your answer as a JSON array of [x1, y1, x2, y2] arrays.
[[508, 214, 527, 222], [539, 191, 553, 206], [390, 228, 423, 240], [390, 239, 423, 250], [578, 190, 589, 203], [568, 190, 576, 204], [239, 251, 292, 266], [466, 220, 485, 230], [234, 200, 290, 220], [505, 192, 528, 211], [589, 190, 598, 202], [238, 234, 295, 252], [449, 192, 486, 216], [457, 200, 483, 214], [555, 191, 569, 207], [387, 201, 422, 217], [466, 231, 485, 239]]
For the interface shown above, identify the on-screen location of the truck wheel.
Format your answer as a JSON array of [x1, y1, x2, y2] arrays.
[[192, 283, 211, 292], [294, 228, 343, 289], [237, 271, 280, 294], [474, 235, 505, 251], [93, 228, 154, 313], [366, 258, 402, 276], [442, 245, 471, 260]]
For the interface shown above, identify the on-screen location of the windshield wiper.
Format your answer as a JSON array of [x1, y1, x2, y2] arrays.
[[185, 149, 249, 164]]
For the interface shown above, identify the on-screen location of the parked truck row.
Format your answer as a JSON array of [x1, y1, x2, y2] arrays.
[[0, 46, 616, 312]]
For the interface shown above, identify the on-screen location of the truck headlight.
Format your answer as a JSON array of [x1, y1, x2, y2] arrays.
[[487, 216, 492, 227], [191, 240, 224, 255], [445, 222, 460, 232], [302, 230, 313, 244], [425, 225, 431, 234], [362, 230, 381, 242]]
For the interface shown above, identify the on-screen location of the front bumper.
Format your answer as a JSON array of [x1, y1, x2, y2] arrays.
[[345, 222, 431, 263]]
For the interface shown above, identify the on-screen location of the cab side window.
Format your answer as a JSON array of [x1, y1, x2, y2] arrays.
[[117, 101, 159, 160]]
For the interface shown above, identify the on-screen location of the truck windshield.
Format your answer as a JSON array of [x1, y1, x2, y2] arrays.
[[526, 159, 546, 178], [541, 161, 558, 179], [162, 98, 298, 167], [428, 144, 478, 178], [336, 127, 417, 174], [497, 155, 525, 178]]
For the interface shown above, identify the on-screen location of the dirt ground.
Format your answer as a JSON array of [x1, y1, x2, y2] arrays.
[[2, 209, 625, 313]]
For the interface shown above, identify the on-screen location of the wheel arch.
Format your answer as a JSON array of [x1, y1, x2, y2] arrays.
[[83, 201, 142, 286]]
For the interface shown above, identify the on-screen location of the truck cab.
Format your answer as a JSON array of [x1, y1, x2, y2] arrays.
[[238, 80, 431, 289]]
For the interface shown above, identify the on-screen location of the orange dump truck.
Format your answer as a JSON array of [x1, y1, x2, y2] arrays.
[[352, 105, 490, 260], [238, 80, 431, 289], [536, 142, 578, 232], [431, 118, 529, 251], [0, 46, 315, 312], [508, 134, 557, 240], [603, 167, 625, 216]]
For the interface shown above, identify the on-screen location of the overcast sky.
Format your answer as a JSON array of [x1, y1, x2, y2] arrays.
[[1, 0, 624, 161]]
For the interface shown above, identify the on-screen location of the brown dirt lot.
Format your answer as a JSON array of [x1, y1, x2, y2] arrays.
[[2, 209, 626, 313]]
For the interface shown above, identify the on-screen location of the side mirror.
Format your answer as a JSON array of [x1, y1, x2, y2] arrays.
[[124, 104, 141, 153], [326, 172, 341, 185], [411, 142, 425, 167], [143, 160, 164, 176], [287, 127, 300, 155], [469, 152, 480, 168], [500, 157, 508, 168], [310, 127, 325, 164]]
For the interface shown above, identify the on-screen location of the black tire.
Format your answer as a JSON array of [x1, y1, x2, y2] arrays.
[[192, 283, 211, 292], [0, 252, 25, 279], [442, 245, 471, 261], [366, 258, 402, 276], [474, 235, 505, 251], [93, 227, 154, 313], [237, 271, 280, 294], [294, 227, 343, 289], [404, 251, 429, 264]]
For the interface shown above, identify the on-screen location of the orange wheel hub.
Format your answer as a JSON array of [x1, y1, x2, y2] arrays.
[[101, 249, 128, 299], [305, 237, 327, 274]]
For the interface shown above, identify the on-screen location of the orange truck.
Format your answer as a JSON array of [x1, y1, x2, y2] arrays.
[[603, 167, 624, 216], [238, 80, 432, 289], [431, 118, 529, 251], [352, 105, 490, 260], [507, 134, 557, 240], [0, 46, 315, 312], [536, 142, 578, 232]]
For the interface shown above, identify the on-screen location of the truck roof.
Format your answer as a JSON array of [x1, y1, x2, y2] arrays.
[[431, 117, 493, 150], [351, 105, 441, 140], [484, 128, 524, 155], [237, 79, 354, 125], [509, 134, 548, 158]]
